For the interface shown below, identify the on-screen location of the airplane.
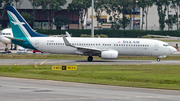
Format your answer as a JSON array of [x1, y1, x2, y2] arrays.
[[0, 28, 71, 51], [6, 5, 177, 62], [0, 28, 13, 47]]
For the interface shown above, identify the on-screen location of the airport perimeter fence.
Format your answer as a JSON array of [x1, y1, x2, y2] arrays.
[[36, 29, 180, 38]]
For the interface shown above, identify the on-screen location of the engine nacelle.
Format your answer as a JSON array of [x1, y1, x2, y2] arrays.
[[101, 50, 118, 59]]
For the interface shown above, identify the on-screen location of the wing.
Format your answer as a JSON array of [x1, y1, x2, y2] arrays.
[[62, 36, 102, 55]]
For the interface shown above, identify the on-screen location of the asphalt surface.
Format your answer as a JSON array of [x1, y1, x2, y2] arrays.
[[0, 77, 180, 101], [0, 59, 180, 65]]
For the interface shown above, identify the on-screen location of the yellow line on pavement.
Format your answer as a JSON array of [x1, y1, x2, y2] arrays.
[[40, 59, 49, 65]]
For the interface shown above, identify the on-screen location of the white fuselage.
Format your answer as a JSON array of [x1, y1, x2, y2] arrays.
[[29, 37, 176, 56], [0, 28, 13, 45]]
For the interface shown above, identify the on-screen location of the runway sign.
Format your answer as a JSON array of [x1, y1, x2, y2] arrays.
[[52, 66, 77, 70]]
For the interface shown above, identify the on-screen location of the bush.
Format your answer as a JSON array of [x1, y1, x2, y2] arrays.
[[36, 29, 180, 38], [81, 34, 108, 38], [81, 34, 91, 37], [95, 34, 108, 38]]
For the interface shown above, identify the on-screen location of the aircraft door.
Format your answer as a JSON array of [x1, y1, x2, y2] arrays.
[[100, 43, 104, 49], [154, 43, 159, 50], [35, 40, 39, 48]]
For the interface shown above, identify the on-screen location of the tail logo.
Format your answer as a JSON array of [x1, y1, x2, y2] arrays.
[[7, 11, 31, 38], [11, 21, 25, 26]]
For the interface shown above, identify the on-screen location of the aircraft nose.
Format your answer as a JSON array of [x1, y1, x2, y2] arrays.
[[170, 46, 177, 54]]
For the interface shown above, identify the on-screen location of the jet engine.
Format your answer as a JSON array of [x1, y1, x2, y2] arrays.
[[101, 50, 118, 59]]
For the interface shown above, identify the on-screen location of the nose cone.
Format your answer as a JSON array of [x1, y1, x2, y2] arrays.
[[169, 46, 177, 54]]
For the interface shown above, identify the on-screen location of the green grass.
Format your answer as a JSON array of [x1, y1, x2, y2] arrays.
[[0, 54, 180, 60], [0, 65, 180, 90], [161, 40, 180, 42]]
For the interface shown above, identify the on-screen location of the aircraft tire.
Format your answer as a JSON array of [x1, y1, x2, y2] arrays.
[[157, 58, 160, 62], [87, 56, 93, 61]]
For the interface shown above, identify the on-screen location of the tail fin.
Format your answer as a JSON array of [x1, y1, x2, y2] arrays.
[[6, 6, 47, 38]]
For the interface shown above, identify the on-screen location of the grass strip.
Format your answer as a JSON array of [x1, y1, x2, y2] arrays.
[[0, 54, 180, 60], [0, 65, 180, 90], [161, 40, 180, 42]]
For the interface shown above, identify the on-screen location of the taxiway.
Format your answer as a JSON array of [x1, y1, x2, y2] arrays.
[[0, 77, 180, 101], [0, 59, 180, 65]]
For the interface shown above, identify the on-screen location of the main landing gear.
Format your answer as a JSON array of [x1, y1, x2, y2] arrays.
[[157, 58, 160, 62], [87, 56, 93, 61]]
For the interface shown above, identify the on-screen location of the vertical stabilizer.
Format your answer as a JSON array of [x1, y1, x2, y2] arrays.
[[6, 6, 47, 38]]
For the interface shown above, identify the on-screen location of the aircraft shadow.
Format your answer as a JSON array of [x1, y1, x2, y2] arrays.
[[75, 60, 151, 63]]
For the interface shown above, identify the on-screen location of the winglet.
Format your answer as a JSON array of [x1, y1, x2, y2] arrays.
[[62, 36, 72, 46], [65, 31, 71, 37]]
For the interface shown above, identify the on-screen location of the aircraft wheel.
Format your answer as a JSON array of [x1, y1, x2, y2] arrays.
[[157, 58, 160, 62], [87, 56, 93, 61]]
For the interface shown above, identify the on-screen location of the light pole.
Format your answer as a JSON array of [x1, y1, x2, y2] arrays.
[[91, 0, 94, 38]]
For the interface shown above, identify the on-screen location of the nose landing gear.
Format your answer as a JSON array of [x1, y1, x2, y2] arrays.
[[157, 58, 160, 62], [87, 56, 93, 61]]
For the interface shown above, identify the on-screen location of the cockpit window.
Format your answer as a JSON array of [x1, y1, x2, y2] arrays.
[[163, 44, 169, 47]]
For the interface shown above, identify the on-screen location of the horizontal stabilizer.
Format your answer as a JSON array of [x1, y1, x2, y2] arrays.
[[5, 36, 25, 42]]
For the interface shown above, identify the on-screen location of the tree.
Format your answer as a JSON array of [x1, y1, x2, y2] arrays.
[[28, 0, 42, 29], [54, 15, 71, 30], [119, 0, 131, 30], [63, 16, 71, 29], [14, 0, 24, 10], [138, 0, 154, 30], [118, 17, 130, 30], [171, 0, 180, 30], [54, 15, 63, 30], [138, 0, 145, 30], [94, 0, 106, 29], [68, 0, 91, 29], [144, 0, 154, 30], [154, 0, 169, 30], [109, 16, 113, 28], [36, 0, 67, 30], [132, 0, 136, 30], [104, 0, 120, 29], [0, 0, 13, 24], [21, 12, 35, 28], [165, 16, 177, 30]]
